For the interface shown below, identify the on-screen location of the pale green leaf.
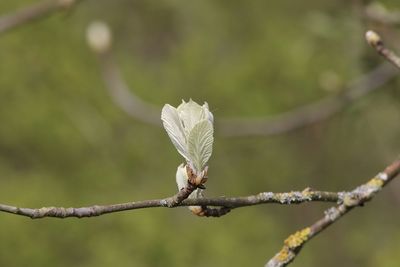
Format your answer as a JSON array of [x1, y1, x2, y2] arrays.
[[188, 120, 214, 172], [177, 99, 207, 135], [161, 104, 189, 161]]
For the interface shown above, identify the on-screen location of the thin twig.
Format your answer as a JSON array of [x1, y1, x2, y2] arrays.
[[88, 23, 398, 137], [364, 3, 400, 26], [0, 189, 340, 219], [99, 51, 162, 126], [219, 63, 397, 136], [0, 0, 82, 34], [265, 159, 400, 267], [366, 30, 400, 70]]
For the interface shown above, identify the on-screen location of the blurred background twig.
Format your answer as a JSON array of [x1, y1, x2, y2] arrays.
[[88, 22, 398, 137], [0, 0, 83, 34]]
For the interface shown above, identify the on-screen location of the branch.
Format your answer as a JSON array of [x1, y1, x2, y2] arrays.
[[87, 22, 398, 137], [0, 0, 82, 34], [265, 159, 400, 267], [98, 51, 162, 126], [0, 189, 340, 219], [218, 63, 397, 136], [166, 182, 197, 207], [366, 30, 400, 70], [364, 2, 400, 26]]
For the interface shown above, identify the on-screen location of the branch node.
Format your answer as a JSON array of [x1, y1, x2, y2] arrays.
[[166, 182, 197, 208]]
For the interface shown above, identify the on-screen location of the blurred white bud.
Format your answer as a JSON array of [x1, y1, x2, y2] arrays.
[[86, 21, 112, 54], [162, 99, 214, 175], [365, 30, 382, 48]]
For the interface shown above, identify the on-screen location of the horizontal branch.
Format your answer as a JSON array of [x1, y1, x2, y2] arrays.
[[265, 159, 400, 267], [0, 189, 340, 219]]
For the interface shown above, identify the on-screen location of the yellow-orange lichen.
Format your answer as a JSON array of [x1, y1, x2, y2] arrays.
[[276, 247, 290, 262], [284, 227, 311, 248]]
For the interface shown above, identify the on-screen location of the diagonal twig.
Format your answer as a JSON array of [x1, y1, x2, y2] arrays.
[[0, 0, 82, 34], [366, 30, 400, 70], [265, 159, 400, 267]]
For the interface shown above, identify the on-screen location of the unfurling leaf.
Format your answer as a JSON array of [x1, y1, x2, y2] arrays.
[[161, 104, 190, 162], [162, 99, 214, 176], [188, 120, 214, 173]]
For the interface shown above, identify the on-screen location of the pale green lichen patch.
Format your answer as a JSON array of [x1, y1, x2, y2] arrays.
[[301, 188, 311, 197], [367, 177, 384, 188], [277, 191, 311, 204], [301, 188, 313, 201], [284, 227, 311, 248], [343, 194, 359, 207]]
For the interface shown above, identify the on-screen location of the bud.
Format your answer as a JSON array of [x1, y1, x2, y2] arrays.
[[175, 164, 203, 199], [162, 99, 214, 178], [86, 21, 112, 54], [176, 164, 189, 191], [365, 30, 382, 48], [176, 164, 204, 213]]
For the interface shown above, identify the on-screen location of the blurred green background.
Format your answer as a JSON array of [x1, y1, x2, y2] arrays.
[[0, 0, 399, 266]]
